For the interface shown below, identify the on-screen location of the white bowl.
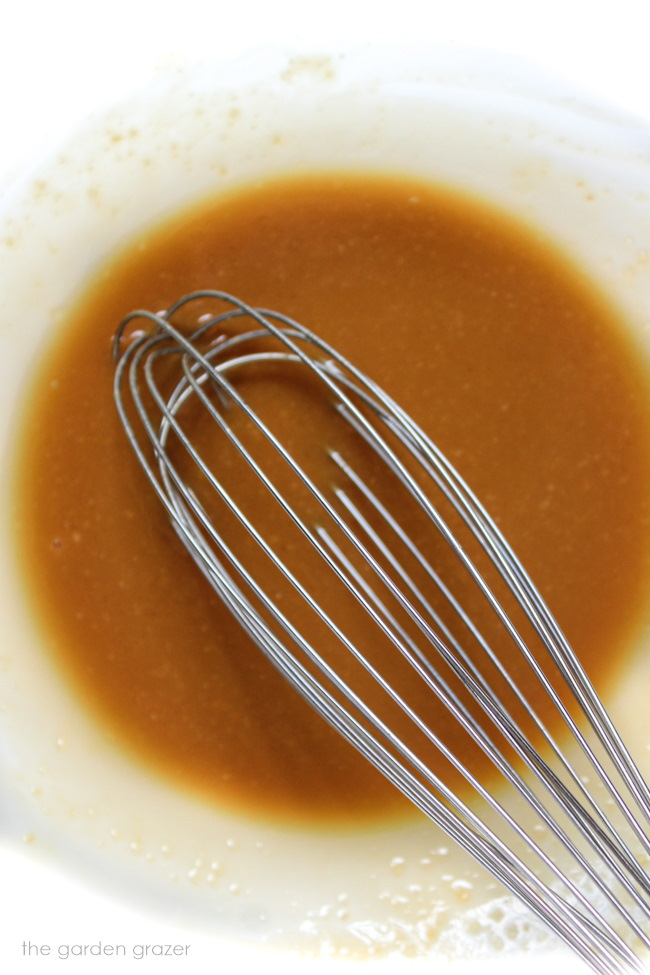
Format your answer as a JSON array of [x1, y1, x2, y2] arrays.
[[1, 43, 649, 975]]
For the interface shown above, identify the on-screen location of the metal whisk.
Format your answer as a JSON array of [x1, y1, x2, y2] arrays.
[[113, 290, 650, 974]]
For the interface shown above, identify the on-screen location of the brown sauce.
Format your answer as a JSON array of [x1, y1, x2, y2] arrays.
[[12, 172, 650, 828]]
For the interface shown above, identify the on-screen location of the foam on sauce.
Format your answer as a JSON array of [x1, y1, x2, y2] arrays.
[[11, 172, 650, 829]]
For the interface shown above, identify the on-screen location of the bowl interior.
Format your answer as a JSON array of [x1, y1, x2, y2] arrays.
[[1, 48, 649, 967]]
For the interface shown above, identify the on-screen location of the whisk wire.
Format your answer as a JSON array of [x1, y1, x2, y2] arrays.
[[113, 291, 650, 974]]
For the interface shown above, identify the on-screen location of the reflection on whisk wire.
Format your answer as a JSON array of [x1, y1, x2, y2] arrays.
[[113, 291, 650, 975]]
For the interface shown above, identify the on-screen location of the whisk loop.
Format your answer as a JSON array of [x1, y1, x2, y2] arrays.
[[113, 290, 650, 974]]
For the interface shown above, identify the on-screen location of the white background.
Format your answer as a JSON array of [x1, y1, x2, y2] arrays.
[[2, 1, 650, 973], [3, 0, 650, 163]]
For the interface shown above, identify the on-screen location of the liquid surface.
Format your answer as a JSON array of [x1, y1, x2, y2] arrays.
[[13, 173, 650, 827]]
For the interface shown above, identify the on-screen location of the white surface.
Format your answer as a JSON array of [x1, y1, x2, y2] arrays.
[[3, 0, 650, 172], [2, 2, 650, 973]]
